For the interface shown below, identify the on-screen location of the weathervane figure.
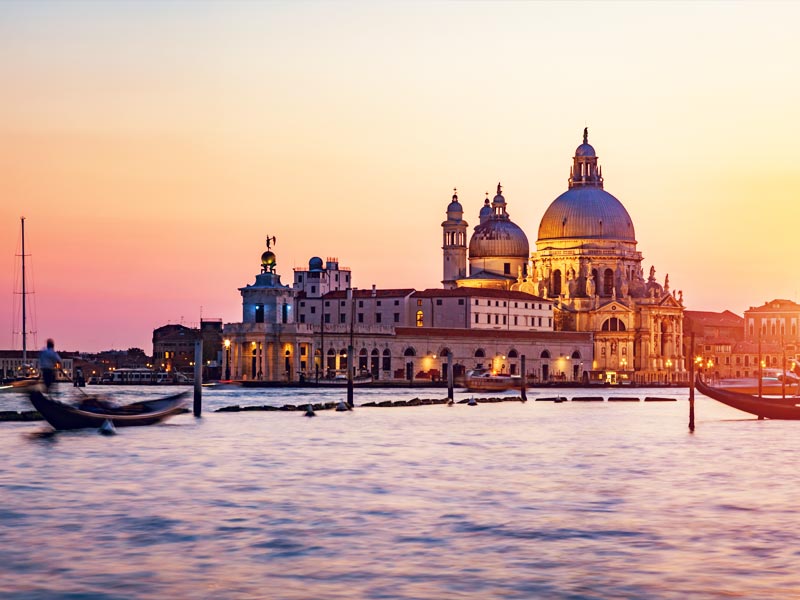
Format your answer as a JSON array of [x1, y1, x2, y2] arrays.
[[266, 235, 276, 250]]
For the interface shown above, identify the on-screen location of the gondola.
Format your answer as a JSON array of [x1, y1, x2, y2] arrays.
[[695, 377, 800, 420], [28, 389, 189, 430]]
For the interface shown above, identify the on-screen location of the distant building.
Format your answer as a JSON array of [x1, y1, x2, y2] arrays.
[[0, 350, 74, 382], [684, 310, 744, 379], [152, 320, 223, 378], [222, 247, 591, 383]]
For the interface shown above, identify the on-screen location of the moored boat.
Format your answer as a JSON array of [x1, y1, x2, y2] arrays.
[[463, 368, 516, 392], [695, 377, 800, 419], [28, 390, 189, 430]]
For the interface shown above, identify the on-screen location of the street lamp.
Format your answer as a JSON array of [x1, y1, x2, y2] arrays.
[[224, 339, 231, 380]]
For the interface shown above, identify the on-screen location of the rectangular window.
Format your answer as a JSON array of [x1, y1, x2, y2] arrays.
[[359, 301, 364, 308], [394, 313, 400, 323], [255, 304, 264, 323], [325, 314, 331, 324], [514, 316, 518, 325], [358, 313, 364, 323], [325, 301, 330, 307], [341, 301, 345, 307], [310, 306, 316, 314], [495, 315, 499, 324], [395, 300, 399, 306], [300, 315, 306, 323], [475, 314, 479, 323], [487, 314, 491, 324], [504, 263, 511, 274], [300, 301, 305, 307], [538, 317, 542, 326], [417, 299, 423, 306], [458, 299, 464, 305], [311, 286, 316, 294], [376, 313, 382, 323], [436, 299, 442, 306], [503, 316, 507, 325], [340, 314, 346, 324], [377, 301, 382, 306]]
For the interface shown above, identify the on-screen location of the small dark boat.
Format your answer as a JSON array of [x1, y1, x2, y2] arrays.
[[29, 390, 189, 430], [695, 377, 800, 420]]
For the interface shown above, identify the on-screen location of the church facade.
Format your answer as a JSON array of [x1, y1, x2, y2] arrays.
[[445, 130, 686, 383]]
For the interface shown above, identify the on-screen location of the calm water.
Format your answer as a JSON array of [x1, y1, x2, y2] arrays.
[[2, 385, 800, 599]]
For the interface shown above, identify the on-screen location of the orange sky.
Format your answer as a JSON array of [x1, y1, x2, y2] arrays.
[[1, 1, 799, 352]]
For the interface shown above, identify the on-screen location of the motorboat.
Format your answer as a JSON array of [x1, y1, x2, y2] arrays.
[[463, 368, 516, 392]]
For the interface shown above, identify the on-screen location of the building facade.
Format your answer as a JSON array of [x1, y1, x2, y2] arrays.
[[528, 129, 685, 383]]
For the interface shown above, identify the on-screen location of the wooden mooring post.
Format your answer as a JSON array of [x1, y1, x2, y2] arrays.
[[520, 355, 527, 401], [194, 340, 202, 417], [447, 352, 454, 401]]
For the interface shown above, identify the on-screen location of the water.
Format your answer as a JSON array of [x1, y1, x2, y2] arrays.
[[1, 385, 799, 599]]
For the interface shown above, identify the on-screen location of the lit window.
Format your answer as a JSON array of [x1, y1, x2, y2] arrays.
[[416, 310, 424, 327]]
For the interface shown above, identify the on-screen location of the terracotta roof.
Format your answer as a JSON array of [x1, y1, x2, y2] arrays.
[[412, 288, 548, 302], [746, 299, 800, 313], [684, 310, 743, 327], [322, 289, 415, 300]]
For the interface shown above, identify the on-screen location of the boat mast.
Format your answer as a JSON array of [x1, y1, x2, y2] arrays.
[[20, 217, 27, 366]]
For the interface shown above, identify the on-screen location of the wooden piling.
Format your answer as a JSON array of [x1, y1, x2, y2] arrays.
[[688, 332, 695, 432], [194, 340, 202, 417], [346, 344, 354, 408], [447, 352, 454, 401], [520, 355, 527, 401]]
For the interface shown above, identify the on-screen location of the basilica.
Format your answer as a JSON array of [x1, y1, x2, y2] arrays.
[[222, 129, 685, 384]]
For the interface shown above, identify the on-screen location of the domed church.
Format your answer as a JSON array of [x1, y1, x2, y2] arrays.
[[442, 183, 530, 290], [444, 129, 685, 383]]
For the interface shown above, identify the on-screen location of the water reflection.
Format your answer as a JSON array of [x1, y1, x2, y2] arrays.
[[1, 386, 799, 598]]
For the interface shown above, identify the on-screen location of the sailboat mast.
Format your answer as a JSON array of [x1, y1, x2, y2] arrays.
[[20, 217, 26, 366]]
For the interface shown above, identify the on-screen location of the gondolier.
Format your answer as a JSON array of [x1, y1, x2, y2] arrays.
[[39, 339, 62, 392]]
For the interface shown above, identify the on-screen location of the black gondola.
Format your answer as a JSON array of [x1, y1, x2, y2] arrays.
[[695, 377, 800, 420], [29, 390, 189, 430]]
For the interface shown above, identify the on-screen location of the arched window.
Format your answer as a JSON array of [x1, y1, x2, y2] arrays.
[[571, 350, 581, 359], [416, 310, 424, 327], [603, 269, 614, 296], [552, 269, 562, 296], [540, 350, 551, 359], [382, 348, 391, 371], [508, 349, 518, 358], [474, 349, 485, 358], [440, 347, 452, 358], [403, 347, 416, 357], [602, 317, 626, 331]]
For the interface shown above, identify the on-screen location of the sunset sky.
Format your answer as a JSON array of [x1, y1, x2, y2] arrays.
[[2, 1, 799, 353]]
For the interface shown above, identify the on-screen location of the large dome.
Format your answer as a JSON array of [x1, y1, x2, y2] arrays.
[[469, 219, 530, 258], [538, 187, 636, 242]]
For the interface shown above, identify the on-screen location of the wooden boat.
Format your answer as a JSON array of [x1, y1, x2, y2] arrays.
[[28, 390, 189, 430], [314, 373, 373, 386], [463, 369, 516, 392], [695, 377, 800, 419]]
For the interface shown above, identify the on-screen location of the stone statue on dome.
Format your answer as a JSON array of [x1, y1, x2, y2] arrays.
[[664, 274, 670, 293], [586, 272, 595, 298]]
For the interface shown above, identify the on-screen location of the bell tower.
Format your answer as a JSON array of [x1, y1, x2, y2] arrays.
[[441, 188, 468, 289]]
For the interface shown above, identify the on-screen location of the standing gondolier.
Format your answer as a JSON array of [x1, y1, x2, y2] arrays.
[[39, 339, 62, 392]]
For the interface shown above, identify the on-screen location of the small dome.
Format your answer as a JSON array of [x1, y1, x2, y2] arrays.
[[308, 256, 324, 271], [538, 187, 635, 242], [469, 219, 529, 259], [575, 143, 596, 157], [447, 193, 463, 213], [261, 251, 276, 267], [479, 198, 492, 218]]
